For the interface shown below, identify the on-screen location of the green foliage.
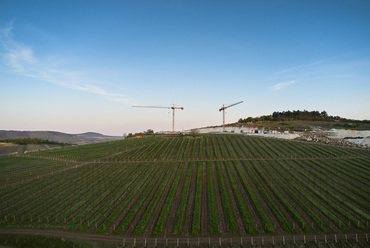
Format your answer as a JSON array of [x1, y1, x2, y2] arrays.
[[27, 136, 158, 161], [254, 160, 310, 232], [146, 129, 154, 135], [238, 161, 274, 233], [238, 110, 370, 130], [152, 162, 183, 234], [172, 163, 192, 234], [0, 138, 68, 145], [134, 163, 174, 234], [248, 160, 293, 232], [226, 161, 253, 233], [215, 161, 236, 233], [239, 110, 340, 122], [0, 234, 92, 248], [0, 134, 369, 237], [191, 162, 202, 235], [120, 163, 166, 231], [206, 161, 218, 234]]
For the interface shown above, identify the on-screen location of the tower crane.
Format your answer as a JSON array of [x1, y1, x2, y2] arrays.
[[219, 101, 243, 132], [132, 104, 184, 133]]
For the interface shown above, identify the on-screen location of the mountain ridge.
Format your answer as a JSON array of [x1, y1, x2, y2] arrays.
[[0, 130, 122, 145]]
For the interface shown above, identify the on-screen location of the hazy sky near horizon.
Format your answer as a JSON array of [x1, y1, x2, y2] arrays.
[[1, 0, 370, 136]]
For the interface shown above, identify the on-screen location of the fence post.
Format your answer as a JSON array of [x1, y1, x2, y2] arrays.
[[304, 235, 306, 244], [335, 234, 337, 243], [219, 238, 221, 247]]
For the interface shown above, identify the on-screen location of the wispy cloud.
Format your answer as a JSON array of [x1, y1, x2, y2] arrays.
[[0, 23, 135, 105], [269, 80, 296, 91], [273, 60, 324, 75]]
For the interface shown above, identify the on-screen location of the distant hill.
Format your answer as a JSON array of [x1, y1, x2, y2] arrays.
[[77, 132, 107, 138], [0, 130, 122, 145], [237, 110, 370, 131]]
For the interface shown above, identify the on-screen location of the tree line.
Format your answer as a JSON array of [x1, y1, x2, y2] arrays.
[[0, 138, 67, 145], [238, 110, 370, 123]]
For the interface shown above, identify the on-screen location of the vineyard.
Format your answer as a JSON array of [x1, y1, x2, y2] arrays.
[[0, 134, 369, 241]]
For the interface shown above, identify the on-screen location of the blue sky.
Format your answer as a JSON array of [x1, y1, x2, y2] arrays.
[[1, 0, 369, 135]]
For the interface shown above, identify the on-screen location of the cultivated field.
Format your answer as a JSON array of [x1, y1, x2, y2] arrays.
[[0, 134, 369, 246]]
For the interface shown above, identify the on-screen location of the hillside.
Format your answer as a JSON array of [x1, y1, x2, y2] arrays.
[[0, 134, 369, 247], [237, 110, 370, 132], [0, 130, 122, 145], [77, 132, 108, 138]]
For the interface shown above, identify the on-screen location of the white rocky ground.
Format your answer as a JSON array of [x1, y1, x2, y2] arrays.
[[327, 129, 370, 146], [192, 126, 369, 148]]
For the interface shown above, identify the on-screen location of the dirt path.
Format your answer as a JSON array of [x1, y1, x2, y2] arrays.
[[0, 228, 368, 247]]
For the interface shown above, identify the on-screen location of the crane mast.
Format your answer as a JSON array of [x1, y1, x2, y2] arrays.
[[219, 101, 243, 132], [132, 104, 184, 133]]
